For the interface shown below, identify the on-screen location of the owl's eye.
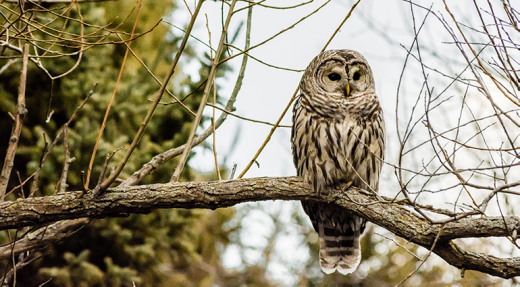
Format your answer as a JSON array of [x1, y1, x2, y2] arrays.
[[353, 71, 361, 81], [327, 73, 341, 81]]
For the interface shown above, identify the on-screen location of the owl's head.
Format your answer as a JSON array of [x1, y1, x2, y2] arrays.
[[300, 49, 375, 99]]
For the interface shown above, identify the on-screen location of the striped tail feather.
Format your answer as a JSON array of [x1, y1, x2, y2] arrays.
[[302, 201, 365, 275], [318, 220, 362, 274]]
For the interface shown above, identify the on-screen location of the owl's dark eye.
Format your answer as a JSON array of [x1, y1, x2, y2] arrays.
[[327, 73, 341, 81], [353, 71, 361, 81]]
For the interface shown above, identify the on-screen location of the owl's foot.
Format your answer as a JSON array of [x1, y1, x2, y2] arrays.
[[343, 181, 353, 190]]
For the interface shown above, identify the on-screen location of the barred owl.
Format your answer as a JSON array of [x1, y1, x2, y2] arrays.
[[291, 49, 385, 274]]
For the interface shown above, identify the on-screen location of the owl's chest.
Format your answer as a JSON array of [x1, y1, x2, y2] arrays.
[[306, 116, 361, 171], [293, 107, 384, 190]]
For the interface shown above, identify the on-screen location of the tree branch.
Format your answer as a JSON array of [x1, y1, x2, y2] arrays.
[[0, 176, 518, 278], [0, 219, 89, 260]]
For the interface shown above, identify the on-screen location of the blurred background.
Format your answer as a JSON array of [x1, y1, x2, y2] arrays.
[[0, 0, 518, 286]]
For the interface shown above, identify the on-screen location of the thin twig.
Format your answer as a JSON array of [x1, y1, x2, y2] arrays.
[[99, 0, 205, 190], [85, 0, 143, 190], [56, 125, 75, 194], [211, 83, 222, 180], [237, 0, 363, 178], [119, 5, 252, 187], [0, 44, 29, 201], [397, 227, 445, 286], [28, 84, 96, 197], [116, 33, 196, 117], [205, 103, 291, 128], [170, 0, 238, 182]]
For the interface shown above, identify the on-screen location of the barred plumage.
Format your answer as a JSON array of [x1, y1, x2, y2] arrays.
[[291, 49, 385, 274]]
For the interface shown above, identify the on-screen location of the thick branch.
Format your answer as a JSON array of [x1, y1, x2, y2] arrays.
[[0, 176, 518, 278]]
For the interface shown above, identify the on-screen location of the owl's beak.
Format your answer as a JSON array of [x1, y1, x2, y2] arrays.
[[345, 82, 351, 96]]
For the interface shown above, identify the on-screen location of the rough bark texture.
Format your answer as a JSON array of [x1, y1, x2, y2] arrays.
[[0, 176, 518, 278]]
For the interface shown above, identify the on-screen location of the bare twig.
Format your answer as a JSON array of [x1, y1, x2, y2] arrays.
[[211, 83, 222, 180], [205, 103, 291, 128], [116, 33, 196, 116], [85, 0, 143, 189], [28, 84, 96, 197], [237, 0, 363, 178], [56, 125, 75, 194], [0, 44, 29, 201], [170, 0, 238, 182], [98, 0, 205, 190], [119, 5, 252, 186]]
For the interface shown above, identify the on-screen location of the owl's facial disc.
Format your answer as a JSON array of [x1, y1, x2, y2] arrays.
[[319, 61, 349, 96], [347, 64, 370, 95]]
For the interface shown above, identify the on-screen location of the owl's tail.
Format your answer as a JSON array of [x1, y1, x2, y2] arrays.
[[317, 217, 362, 275], [302, 201, 365, 274]]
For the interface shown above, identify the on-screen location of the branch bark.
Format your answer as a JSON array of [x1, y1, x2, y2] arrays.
[[0, 176, 518, 278]]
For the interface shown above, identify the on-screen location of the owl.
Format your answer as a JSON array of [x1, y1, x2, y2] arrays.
[[291, 49, 385, 274]]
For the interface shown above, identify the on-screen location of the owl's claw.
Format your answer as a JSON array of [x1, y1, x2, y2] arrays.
[[336, 181, 352, 192]]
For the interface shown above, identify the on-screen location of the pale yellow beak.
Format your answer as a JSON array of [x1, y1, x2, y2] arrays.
[[346, 82, 351, 96]]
